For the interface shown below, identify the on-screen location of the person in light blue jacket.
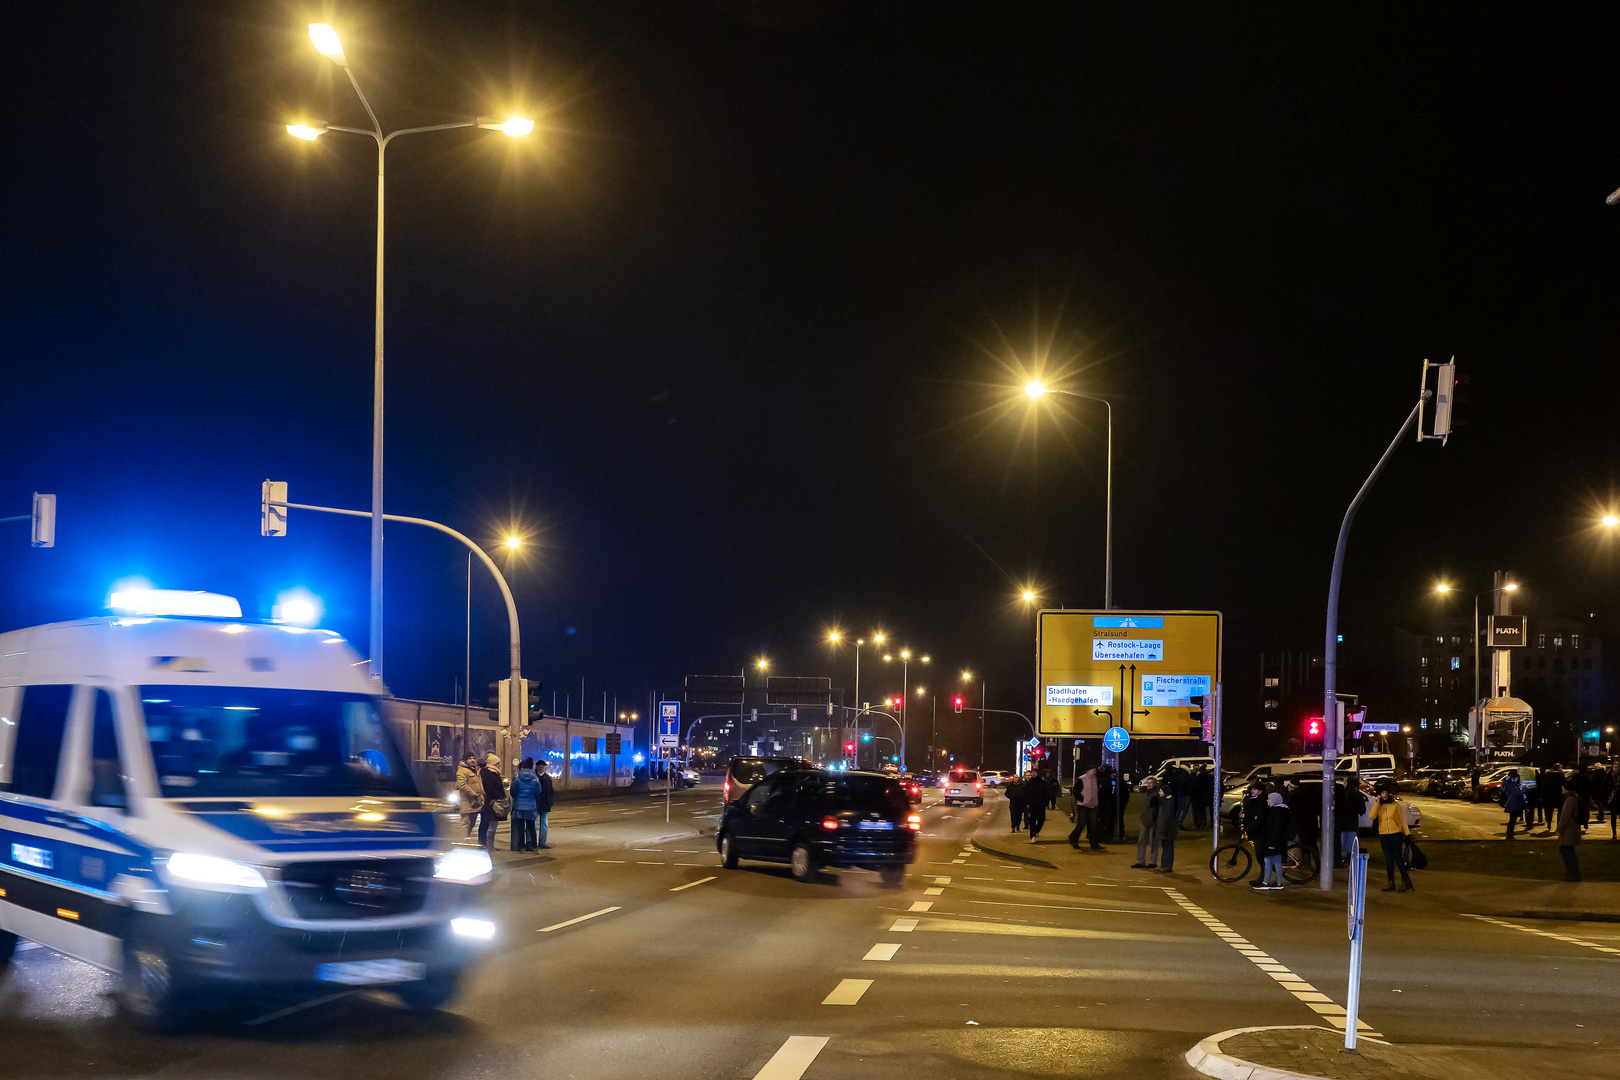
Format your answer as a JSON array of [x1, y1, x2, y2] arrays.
[[510, 758, 540, 852]]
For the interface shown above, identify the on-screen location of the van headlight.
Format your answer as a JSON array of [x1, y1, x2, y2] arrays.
[[434, 847, 493, 883], [163, 852, 268, 891]]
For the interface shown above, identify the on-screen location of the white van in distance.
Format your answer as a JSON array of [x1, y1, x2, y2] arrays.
[[0, 591, 496, 1031]]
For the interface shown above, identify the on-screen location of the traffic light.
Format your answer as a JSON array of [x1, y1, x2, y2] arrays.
[[527, 680, 546, 720], [1304, 717, 1324, 755], [952, 694, 965, 713], [861, 732, 871, 742], [844, 741, 855, 755]]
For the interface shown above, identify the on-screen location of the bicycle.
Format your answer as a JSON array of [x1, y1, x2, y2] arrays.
[[1210, 833, 1319, 884]]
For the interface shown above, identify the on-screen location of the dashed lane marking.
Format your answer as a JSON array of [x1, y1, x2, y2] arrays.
[[909, 901, 934, 912], [933, 876, 951, 884], [924, 887, 944, 896], [637, 861, 665, 865], [595, 859, 626, 864], [966, 899, 1179, 917], [864, 943, 902, 961], [752, 1036, 829, 1080], [890, 918, 919, 932], [669, 876, 717, 892], [1162, 888, 1382, 1038], [537, 906, 622, 933], [1464, 913, 1620, 956], [821, 978, 873, 1005]]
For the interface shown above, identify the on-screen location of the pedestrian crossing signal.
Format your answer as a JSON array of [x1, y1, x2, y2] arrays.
[[952, 694, 965, 713]]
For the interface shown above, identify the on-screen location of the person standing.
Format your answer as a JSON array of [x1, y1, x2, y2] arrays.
[[477, 752, 506, 851], [1558, 779, 1583, 881], [1025, 772, 1049, 840], [1169, 765, 1193, 825], [1069, 767, 1102, 849], [535, 758, 555, 848], [1470, 764, 1483, 802], [1132, 777, 1160, 869], [1096, 765, 1117, 840], [1192, 767, 1214, 830], [1254, 792, 1292, 890], [1240, 781, 1267, 849], [509, 757, 540, 852], [456, 753, 483, 837], [1156, 782, 1181, 872], [1006, 774, 1027, 833], [1334, 779, 1365, 867], [1541, 764, 1565, 834], [1501, 770, 1524, 840], [1372, 788, 1412, 892]]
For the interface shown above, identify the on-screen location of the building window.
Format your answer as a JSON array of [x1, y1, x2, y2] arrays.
[[1538, 633, 1546, 649], [1264, 700, 1278, 709], [1450, 718, 1458, 733], [1450, 635, 1461, 647], [1450, 656, 1460, 670], [1450, 677, 1459, 689], [1420, 719, 1428, 729], [1264, 677, 1279, 687], [1420, 656, 1429, 668], [1572, 634, 1581, 650], [1435, 635, 1444, 645], [1421, 676, 1429, 688], [1553, 635, 1564, 651]]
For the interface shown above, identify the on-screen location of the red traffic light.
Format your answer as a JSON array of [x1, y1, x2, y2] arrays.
[[844, 742, 855, 754], [952, 694, 965, 713], [1306, 719, 1323, 736]]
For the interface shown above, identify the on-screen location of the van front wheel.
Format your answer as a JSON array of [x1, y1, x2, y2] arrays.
[[397, 970, 460, 1013], [0, 930, 17, 969], [117, 939, 191, 1034]]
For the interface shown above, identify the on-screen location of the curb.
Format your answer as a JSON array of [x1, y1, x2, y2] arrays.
[[1184, 1025, 1378, 1080]]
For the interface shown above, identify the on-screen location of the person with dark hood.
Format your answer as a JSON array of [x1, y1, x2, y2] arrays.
[[1240, 781, 1267, 848], [1191, 766, 1214, 830], [1025, 771, 1048, 840], [1006, 773, 1027, 832], [1156, 783, 1180, 871], [1096, 764, 1117, 839], [1334, 779, 1366, 867], [1501, 769, 1525, 840], [1541, 763, 1566, 833], [1168, 764, 1193, 825]]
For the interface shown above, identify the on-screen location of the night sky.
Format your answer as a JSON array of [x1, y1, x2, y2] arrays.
[[4, 3, 1619, 763]]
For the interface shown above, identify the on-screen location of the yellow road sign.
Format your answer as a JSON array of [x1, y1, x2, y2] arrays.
[[1037, 610, 1221, 738]]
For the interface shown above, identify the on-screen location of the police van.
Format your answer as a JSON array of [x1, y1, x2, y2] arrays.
[[0, 591, 496, 1031]]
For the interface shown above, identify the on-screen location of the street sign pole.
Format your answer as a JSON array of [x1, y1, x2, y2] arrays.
[[1344, 841, 1370, 1050]]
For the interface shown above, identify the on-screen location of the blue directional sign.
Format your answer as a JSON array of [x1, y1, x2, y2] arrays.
[[658, 701, 679, 735], [1102, 726, 1131, 753]]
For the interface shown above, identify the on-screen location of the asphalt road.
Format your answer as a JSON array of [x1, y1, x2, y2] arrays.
[[1, 784, 1616, 1079]]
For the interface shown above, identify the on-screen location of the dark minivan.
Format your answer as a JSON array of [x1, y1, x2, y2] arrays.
[[717, 769, 919, 885], [723, 755, 813, 805]]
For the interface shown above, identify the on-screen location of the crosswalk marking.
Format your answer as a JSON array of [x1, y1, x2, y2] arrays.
[[863, 943, 901, 961], [752, 1036, 829, 1080], [821, 978, 873, 1005], [1464, 913, 1620, 959]]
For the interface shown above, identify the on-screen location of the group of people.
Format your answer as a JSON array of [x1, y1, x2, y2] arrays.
[[1500, 761, 1619, 882], [1003, 770, 1058, 838], [454, 752, 555, 853]]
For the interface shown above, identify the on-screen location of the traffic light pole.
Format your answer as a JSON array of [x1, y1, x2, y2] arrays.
[[272, 495, 523, 776], [1319, 393, 1429, 891]]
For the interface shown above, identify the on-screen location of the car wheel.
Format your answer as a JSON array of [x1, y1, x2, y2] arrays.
[[720, 832, 739, 869], [974, 799, 984, 807], [117, 938, 191, 1034], [0, 930, 16, 969], [879, 864, 906, 888], [790, 841, 817, 882], [397, 970, 460, 1012]]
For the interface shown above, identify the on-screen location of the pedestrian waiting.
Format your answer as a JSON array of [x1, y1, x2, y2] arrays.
[[510, 758, 540, 852], [1558, 779, 1583, 881], [1131, 777, 1160, 869], [1372, 787, 1412, 892], [1253, 791, 1291, 890]]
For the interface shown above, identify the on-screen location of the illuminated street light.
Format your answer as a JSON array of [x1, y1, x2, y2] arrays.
[[1604, 514, 1620, 528], [1024, 381, 1046, 398], [308, 23, 347, 64], [504, 535, 521, 549], [873, 632, 886, 644], [1022, 383, 1114, 609], [756, 657, 770, 671], [286, 18, 536, 684], [1434, 583, 1451, 593], [827, 630, 840, 644]]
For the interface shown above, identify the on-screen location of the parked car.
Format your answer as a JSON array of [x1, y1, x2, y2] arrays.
[[941, 768, 984, 807], [980, 770, 1010, 787], [723, 755, 814, 805], [716, 769, 919, 884]]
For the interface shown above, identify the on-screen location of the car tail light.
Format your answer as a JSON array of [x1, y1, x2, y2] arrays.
[[906, 814, 921, 831], [821, 817, 840, 831], [975, 782, 983, 790], [723, 779, 730, 794]]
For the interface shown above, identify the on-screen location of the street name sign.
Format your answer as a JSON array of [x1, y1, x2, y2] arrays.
[[1038, 609, 1221, 738]]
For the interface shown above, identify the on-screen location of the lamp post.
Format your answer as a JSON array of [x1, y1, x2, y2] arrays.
[[1435, 577, 1519, 759], [829, 630, 885, 767], [289, 22, 534, 680], [1024, 382, 1114, 609], [883, 649, 928, 769]]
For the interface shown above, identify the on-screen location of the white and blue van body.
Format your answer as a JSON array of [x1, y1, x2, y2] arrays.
[[0, 609, 494, 1029]]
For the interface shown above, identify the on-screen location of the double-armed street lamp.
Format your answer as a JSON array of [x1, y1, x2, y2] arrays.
[[882, 648, 929, 769], [828, 629, 886, 767], [287, 22, 535, 680], [1433, 577, 1520, 729]]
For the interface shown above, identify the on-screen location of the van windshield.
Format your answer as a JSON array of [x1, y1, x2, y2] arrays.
[[141, 686, 416, 799]]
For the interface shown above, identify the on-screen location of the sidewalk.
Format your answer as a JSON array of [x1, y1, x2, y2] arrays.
[[1186, 1025, 1615, 1080]]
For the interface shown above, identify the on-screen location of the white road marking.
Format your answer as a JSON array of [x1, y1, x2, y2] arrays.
[[1047, 881, 1077, 885], [752, 1036, 829, 1080], [1463, 913, 1620, 958], [965, 876, 994, 880], [864, 943, 902, 961], [890, 917, 919, 932], [670, 876, 717, 892], [822, 978, 873, 1005], [637, 861, 666, 865], [537, 906, 622, 933], [596, 859, 626, 864], [967, 899, 1178, 917], [951, 859, 966, 864], [934, 876, 951, 884], [924, 887, 944, 896], [909, 901, 934, 912]]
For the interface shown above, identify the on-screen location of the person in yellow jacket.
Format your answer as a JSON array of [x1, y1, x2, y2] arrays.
[[1372, 788, 1412, 892]]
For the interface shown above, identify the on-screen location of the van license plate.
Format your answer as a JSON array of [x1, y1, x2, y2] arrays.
[[857, 821, 894, 830], [317, 959, 425, 985]]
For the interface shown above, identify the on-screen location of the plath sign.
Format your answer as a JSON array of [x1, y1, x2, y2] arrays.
[[1038, 610, 1221, 738], [1488, 616, 1527, 648]]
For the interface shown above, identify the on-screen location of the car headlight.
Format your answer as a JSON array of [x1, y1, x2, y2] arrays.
[[434, 847, 493, 883], [164, 852, 268, 891], [451, 917, 496, 939]]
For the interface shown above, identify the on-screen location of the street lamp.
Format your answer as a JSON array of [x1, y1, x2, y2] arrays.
[[289, 21, 534, 681], [1023, 382, 1115, 609], [1603, 515, 1619, 528], [883, 649, 928, 768], [504, 535, 522, 550], [1433, 576, 1520, 749]]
